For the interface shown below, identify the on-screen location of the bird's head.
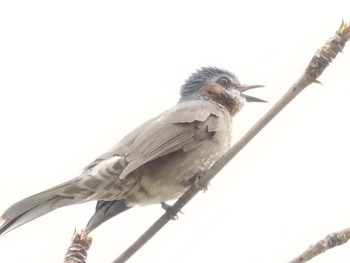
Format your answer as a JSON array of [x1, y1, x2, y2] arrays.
[[180, 67, 265, 116]]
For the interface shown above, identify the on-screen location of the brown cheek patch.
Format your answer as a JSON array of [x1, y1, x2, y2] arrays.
[[198, 84, 225, 97], [198, 84, 237, 116]]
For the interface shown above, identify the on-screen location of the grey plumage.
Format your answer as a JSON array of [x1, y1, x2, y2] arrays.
[[0, 66, 264, 237], [180, 67, 240, 98]]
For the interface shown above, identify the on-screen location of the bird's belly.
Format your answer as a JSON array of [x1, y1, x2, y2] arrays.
[[125, 141, 229, 206]]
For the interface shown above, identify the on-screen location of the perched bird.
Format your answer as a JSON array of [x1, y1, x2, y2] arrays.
[[0, 67, 265, 236]]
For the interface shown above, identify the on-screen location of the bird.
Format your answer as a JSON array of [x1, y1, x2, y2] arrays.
[[0, 66, 265, 237]]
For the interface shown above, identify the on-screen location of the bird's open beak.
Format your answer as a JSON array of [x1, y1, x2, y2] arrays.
[[236, 84, 267, 103]]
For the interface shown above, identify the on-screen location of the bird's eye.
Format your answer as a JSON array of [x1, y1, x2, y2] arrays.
[[217, 77, 230, 87]]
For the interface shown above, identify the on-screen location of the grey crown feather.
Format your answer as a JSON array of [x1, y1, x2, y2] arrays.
[[180, 66, 240, 98]]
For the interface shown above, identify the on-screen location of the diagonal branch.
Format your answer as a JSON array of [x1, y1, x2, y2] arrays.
[[111, 20, 350, 263], [63, 21, 350, 263]]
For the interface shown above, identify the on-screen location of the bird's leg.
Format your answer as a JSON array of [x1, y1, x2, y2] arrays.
[[161, 202, 184, 220], [191, 173, 210, 192], [182, 173, 210, 192], [161, 202, 177, 220], [161, 173, 209, 220]]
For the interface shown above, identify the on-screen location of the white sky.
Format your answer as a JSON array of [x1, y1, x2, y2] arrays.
[[0, 1, 350, 263]]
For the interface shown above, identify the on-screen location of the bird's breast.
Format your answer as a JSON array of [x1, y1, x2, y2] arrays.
[[125, 125, 232, 206]]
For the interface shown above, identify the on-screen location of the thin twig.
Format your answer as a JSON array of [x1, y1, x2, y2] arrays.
[[288, 228, 350, 263], [112, 21, 350, 263], [63, 229, 92, 263]]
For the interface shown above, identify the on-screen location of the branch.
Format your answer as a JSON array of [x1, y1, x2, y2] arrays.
[[63, 229, 92, 263], [288, 228, 350, 263], [111, 21, 350, 263]]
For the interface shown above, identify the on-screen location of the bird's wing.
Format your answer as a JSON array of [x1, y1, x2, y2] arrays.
[[84, 115, 159, 170], [117, 100, 222, 179], [84, 100, 222, 178]]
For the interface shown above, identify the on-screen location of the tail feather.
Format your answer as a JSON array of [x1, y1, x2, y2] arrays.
[[0, 196, 62, 235], [83, 200, 130, 236], [0, 179, 84, 236]]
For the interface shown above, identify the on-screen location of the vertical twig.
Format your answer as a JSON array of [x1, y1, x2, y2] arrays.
[[64, 229, 92, 263]]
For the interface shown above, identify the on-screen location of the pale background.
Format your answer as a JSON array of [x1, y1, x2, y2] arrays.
[[0, 1, 350, 262]]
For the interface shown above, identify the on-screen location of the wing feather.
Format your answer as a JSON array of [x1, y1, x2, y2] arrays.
[[85, 100, 223, 179], [118, 100, 222, 178]]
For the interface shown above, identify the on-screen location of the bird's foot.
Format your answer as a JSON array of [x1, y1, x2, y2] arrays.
[[193, 174, 210, 193], [199, 182, 210, 192], [161, 202, 184, 220]]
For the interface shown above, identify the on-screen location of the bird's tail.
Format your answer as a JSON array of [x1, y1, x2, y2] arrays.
[[0, 178, 91, 236]]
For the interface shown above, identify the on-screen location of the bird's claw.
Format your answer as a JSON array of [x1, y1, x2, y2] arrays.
[[193, 175, 210, 192], [161, 202, 184, 220], [199, 182, 210, 192]]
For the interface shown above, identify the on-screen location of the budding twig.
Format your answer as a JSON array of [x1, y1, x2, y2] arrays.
[[288, 228, 350, 263], [63, 229, 92, 263]]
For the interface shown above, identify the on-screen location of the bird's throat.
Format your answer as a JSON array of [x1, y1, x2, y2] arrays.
[[198, 84, 242, 116]]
